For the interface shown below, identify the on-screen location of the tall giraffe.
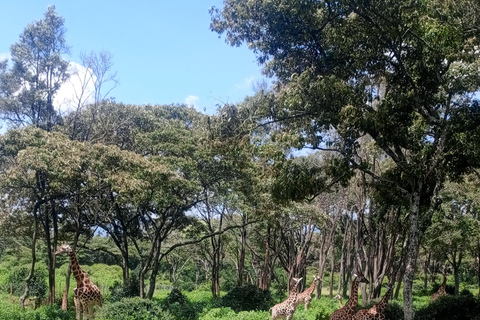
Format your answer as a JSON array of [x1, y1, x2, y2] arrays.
[[352, 282, 395, 320], [55, 244, 102, 320], [295, 275, 319, 310], [334, 294, 343, 308], [430, 266, 449, 302], [269, 277, 303, 320], [330, 273, 369, 320]]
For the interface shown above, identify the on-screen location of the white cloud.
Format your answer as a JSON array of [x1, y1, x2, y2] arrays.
[[0, 52, 10, 61], [184, 95, 200, 107], [235, 76, 256, 90], [54, 62, 96, 114]]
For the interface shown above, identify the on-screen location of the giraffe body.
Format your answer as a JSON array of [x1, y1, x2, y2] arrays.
[[353, 283, 394, 320], [269, 277, 302, 320], [330, 273, 369, 320], [295, 275, 318, 310], [55, 244, 102, 320], [430, 267, 449, 302]]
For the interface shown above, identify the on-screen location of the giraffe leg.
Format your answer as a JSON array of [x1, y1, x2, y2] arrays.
[[86, 303, 94, 320], [305, 299, 310, 310], [74, 296, 81, 320]]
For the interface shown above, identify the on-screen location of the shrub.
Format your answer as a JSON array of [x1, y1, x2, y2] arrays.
[[385, 302, 404, 320], [8, 265, 47, 299], [0, 303, 73, 320], [220, 284, 272, 312], [161, 288, 200, 320], [96, 297, 174, 320], [415, 294, 480, 320], [108, 273, 140, 302]]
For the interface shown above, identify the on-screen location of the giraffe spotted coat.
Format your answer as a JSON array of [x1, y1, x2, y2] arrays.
[[330, 273, 369, 320], [269, 277, 302, 320], [353, 283, 394, 320], [295, 275, 318, 310], [56, 244, 102, 320]]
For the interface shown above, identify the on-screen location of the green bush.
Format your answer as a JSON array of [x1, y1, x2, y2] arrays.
[[0, 303, 73, 320], [108, 273, 140, 302], [96, 297, 174, 320], [8, 265, 47, 299], [415, 294, 480, 320], [161, 288, 200, 320], [220, 284, 272, 312], [385, 302, 404, 320]]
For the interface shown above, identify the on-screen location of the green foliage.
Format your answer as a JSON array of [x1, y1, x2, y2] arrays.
[[220, 284, 272, 312], [96, 297, 174, 320], [0, 296, 73, 320], [415, 295, 480, 320], [159, 288, 203, 320], [385, 302, 404, 320], [108, 274, 140, 302], [7, 265, 47, 299]]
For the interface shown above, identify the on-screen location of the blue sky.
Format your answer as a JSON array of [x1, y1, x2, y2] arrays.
[[0, 1, 265, 114]]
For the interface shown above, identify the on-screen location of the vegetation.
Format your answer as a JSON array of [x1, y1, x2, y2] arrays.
[[1, 2, 480, 320]]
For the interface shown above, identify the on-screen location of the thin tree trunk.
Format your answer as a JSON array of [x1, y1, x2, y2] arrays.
[[403, 188, 422, 320], [20, 208, 39, 308], [329, 246, 335, 298], [237, 220, 247, 286]]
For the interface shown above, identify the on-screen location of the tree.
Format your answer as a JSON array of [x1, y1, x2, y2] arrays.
[[211, 1, 480, 319], [426, 179, 480, 295], [0, 5, 69, 130]]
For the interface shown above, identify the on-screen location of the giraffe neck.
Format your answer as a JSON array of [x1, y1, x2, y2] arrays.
[[68, 250, 85, 285], [376, 285, 394, 313], [440, 272, 447, 289], [305, 278, 317, 294], [345, 278, 360, 313], [287, 280, 300, 302]]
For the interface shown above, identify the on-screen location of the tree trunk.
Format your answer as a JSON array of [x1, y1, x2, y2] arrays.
[[329, 246, 335, 298], [403, 189, 422, 320], [237, 220, 247, 286], [20, 208, 39, 308], [146, 237, 162, 299], [423, 249, 431, 290], [453, 251, 462, 295], [258, 226, 273, 290]]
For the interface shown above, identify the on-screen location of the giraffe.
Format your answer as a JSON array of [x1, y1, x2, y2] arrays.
[[334, 294, 343, 308], [55, 243, 102, 320], [269, 277, 303, 320], [430, 266, 449, 302], [295, 275, 319, 310], [352, 282, 395, 320], [330, 273, 369, 320]]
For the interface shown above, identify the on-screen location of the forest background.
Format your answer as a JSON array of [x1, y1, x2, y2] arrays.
[[1, 2, 480, 320]]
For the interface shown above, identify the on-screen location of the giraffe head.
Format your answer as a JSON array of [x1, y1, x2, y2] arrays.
[[353, 272, 369, 284], [55, 243, 73, 255]]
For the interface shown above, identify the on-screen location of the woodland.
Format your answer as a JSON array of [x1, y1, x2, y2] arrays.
[[1, 1, 480, 320]]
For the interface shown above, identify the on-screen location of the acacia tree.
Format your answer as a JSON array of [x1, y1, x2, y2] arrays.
[[0, 5, 69, 130], [211, 1, 480, 318]]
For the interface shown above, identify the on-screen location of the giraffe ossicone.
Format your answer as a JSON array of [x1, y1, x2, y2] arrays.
[[55, 243, 102, 320]]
